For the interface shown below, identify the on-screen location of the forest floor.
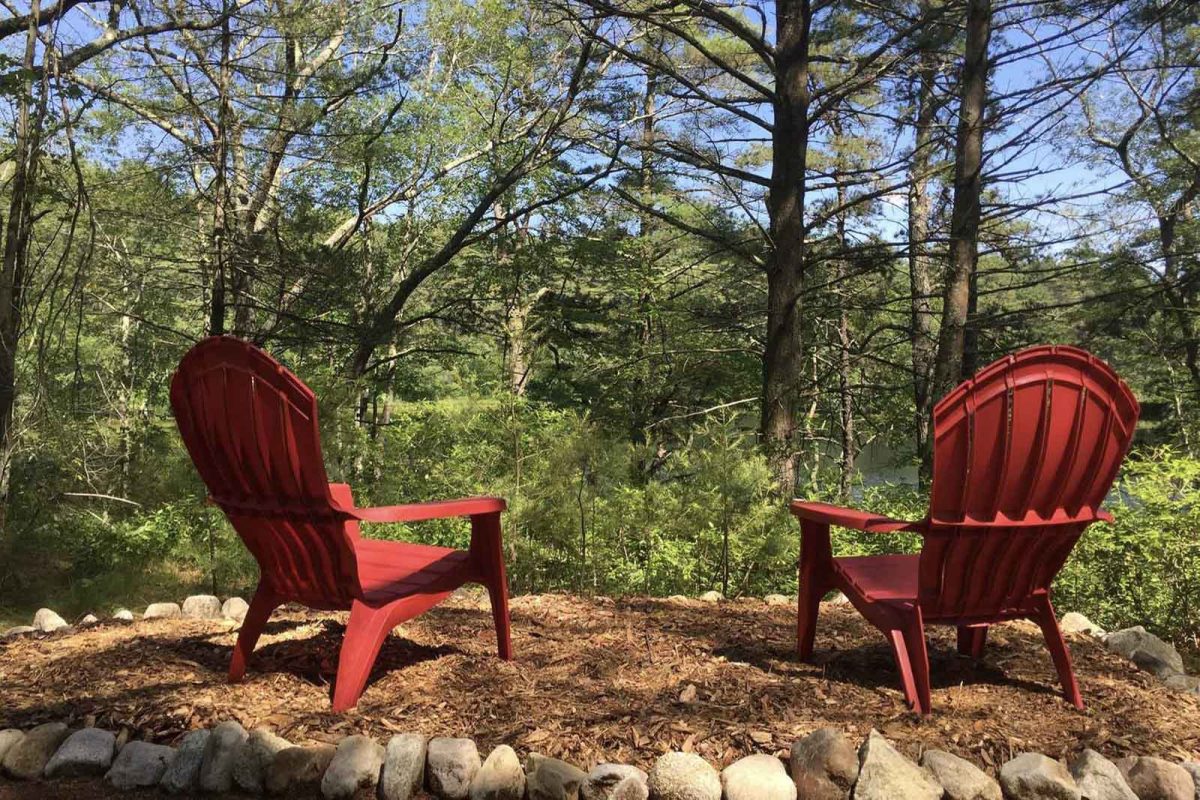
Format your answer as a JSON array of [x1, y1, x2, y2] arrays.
[[1, 591, 1198, 798]]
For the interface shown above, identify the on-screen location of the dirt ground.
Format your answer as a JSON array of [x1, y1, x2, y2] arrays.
[[1, 591, 1197, 798]]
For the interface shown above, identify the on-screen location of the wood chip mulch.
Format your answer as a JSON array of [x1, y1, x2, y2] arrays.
[[1, 592, 1196, 777]]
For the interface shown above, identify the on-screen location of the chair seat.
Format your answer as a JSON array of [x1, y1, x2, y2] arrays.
[[355, 538, 473, 603], [833, 554, 919, 603]]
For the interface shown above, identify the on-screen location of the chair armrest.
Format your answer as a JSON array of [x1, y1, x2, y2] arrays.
[[339, 496, 507, 524], [790, 500, 921, 533]]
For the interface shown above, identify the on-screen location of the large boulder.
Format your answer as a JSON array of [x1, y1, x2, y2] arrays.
[[265, 743, 336, 796], [525, 753, 587, 800], [2, 722, 69, 779], [469, 744, 525, 800], [1118, 757, 1194, 800], [854, 730, 942, 800], [112, 608, 135, 621], [1104, 627, 1185, 678], [222, 596, 250, 623], [143, 602, 182, 620], [32, 608, 68, 633], [426, 737, 481, 799], [582, 764, 649, 800], [789, 728, 859, 800], [379, 734, 427, 800], [0, 730, 24, 764], [999, 753, 1080, 800], [721, 753, 796, 800], [44, 728, 116, 778], [232, 728, 292, 792], [1067, 749, 1136, 800], [199, 720, 248, 792], [1061, 613, 1104, 636], [182, 594, 222, 620], [646, 751, 720, 800], [321, 734, 384, 800], [106, 741, 176, 790], [159, 729, 210, 794], [921, 750, 1001, 800]]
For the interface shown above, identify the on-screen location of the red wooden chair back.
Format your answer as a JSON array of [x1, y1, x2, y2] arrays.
[[919, 345, 1139, 621], [170, 336, 360, 608]]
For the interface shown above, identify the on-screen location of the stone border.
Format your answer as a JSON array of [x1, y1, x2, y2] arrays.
[[0, 719, 1197, 799]]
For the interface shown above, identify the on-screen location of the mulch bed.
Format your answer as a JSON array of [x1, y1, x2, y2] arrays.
[[1, 592, 1197, 782]]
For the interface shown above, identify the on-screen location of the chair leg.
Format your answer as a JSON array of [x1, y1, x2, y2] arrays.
[[228, 585, 279, 683], [887, 628, 920, 711], [472, 512, 513, 661], [797, 520, 833, 661], [1033, 594, 1084, 710], [901, 610, 932, 714], [332, 600, 395, 713], [956, 624, 988, 660]]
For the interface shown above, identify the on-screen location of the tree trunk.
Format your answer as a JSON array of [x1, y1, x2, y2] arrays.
[[931, 0, 991, 401], [762, 0, 812, 495], [0, 15, 46, 543], [908, 47, 939, 479]]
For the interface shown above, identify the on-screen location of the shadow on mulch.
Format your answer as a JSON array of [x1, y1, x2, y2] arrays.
[[0, 592, 1196, 775]]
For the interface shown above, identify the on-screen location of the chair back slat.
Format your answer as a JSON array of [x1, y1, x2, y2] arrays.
[[919, 346, 1138, 620], [171, 337, 360, 606]]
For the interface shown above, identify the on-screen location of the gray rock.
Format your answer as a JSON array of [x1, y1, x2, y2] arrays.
[[379, 733, 427, 800], [106, 741, 176, 789], [144, 602, 182, 620], [233, 728, 292, 792], [647, 751, 720, 800], [427, 737, 481, 799], [721, 753, 796, 800], [610, 776, 649, 800], [199, 719, 248, 792], [1060, 613, 1104, 636], [2, 625, 36, 638], [182, 594, 222, 619], [223, 596, 250, 622], [469, 745, 525, 800], [1067, 750, 1136, 800], [44, 727, 116, 778], [78, 613, 100, 627], [0, 730, 24, 764], [999, 753, 1080, 800], [159, 729, 210, 794], [33, 608, 68, 632], [764, 594, 791, 607], [790, 727, 859, 800], [582, 764, 649, 800], [2, 721, 69, 779], [113, 608, 134, 621], [1181, 763, 1200, 798], [698, 591, 723, 603], [265, 743, 335, 795], [1104, 627, 1185, 679], [526, 753, 588, 800], [829, 592, 851, 605], [854, 730, 942, 800], [1120, 757, 1193, 800], [921, 750, 1001, 800], [321, 734, 384, 800], [1162, 674, 1200, 694]]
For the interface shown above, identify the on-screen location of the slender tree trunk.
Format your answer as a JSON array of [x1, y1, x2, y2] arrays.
[[208, 1, 234, 336], [908, 49, 939, 479], [0, 14, 46, 542], [1158, 217, 1200, 391], [932, 0, 991, 401], [762, 0, 812, 495]]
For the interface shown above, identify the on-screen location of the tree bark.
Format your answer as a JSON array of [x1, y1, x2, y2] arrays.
[[762, 0, 812, 495], [931, 0, 991, 401]]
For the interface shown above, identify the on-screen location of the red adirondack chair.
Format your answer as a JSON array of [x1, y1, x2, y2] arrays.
[[169, 336, 513, 712], [792, 345, 1138, 713]]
